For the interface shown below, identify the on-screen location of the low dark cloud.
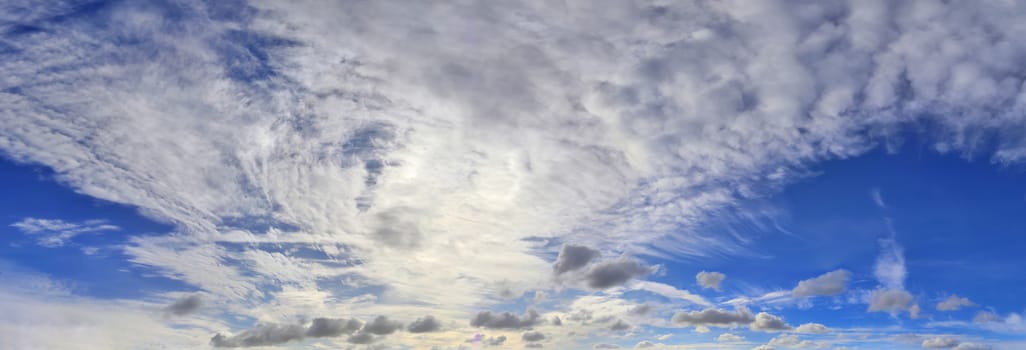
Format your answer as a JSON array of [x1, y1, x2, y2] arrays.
[[610, 319, 631, 331], [211, 315, 396, 348], [526, 344, 544, 348], [553, 244, 600, 275], [211, 324, 307, 348], [307, 318, 363, 337], [363, 316, 403, 335], [552, 316, 562, 326], [583, 259, 654, 289], [671, 308, 755, 327], [522, 330, 546, 342], [470, 309, 541, 329], [165, 294, 203, 316], [407, 315, 442, 333]]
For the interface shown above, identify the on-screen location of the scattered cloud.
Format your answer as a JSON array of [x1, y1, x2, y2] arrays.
[[718, 333, 745, 342], [583, 259, 655, 290], [406, 315, 441, 333], [868, 289, 914, 314], [522, 330, 546, 342], [553, 245, 601, 275], [610, 319, 631, 331], [672, 308, 754, 328], [751, 312, 792, 332], [922, 337, 960, 349]]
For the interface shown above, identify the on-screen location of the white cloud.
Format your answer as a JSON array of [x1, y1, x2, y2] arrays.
[[922, 337, 960, 349], [868, 289, 914, 315], [696, 271, 726, 291], [630, 281, 711, 307], [794, 323, 830, 334], [792, 269, 850, 297], [718, 333, 744, 342], [874, 237, 907, 291], [4, 0, 1026, 347]]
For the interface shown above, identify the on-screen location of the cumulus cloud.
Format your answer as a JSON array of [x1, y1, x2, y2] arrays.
[[10, 218, 119, 247], [211, 324, 308, 348], [696, 271, 726, 291], [672, 308, 754, 328], [164, 294, 203, 316], [583, 259, 655, 289], [792, 269, 850, 297], [522, 331, 546, 342], [629, 304, 652, 315], [936, 296, 975, 311], [868, 289, 914, 314], [635, 341, 655, 348], [470, 309, 541, 329], [751, 312, 792, 332], [553, 245, 601, 275], [362, 316, 403, 335], [794, 323, 830, 334], [307, 318, 363, 338], [406, 315, 441, 333]]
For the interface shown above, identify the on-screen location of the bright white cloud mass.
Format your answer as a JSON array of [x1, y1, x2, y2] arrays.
[[2, 0, 1026, 349]]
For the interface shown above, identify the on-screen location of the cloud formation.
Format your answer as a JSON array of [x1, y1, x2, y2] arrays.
[[794, 323, 830, 334], [164, 294, 203, 316], [583, 259, 655, 289], [936, 295, 975, 311], [751, 312, 792, 332], [672, 308, 754, 328], [406, 315, 441, 333], [553, 245, 601, 275], [10, 218, 119, 247]]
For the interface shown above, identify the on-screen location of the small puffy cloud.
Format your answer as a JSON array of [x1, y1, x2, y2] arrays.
[[868, 289, 914, 314], [406, 315, 441, 333], [470, 335, 507, 346], [635, 341, 655, 348], [522, 330, 546, 342], [718, 333, 745, 342], [922, 337, 960, 348], [936, 295, 974, 311], [751, 312, 791, 332], [696, 271, 726, 291], [672, 308, 754, 327], [470, 309, 540, 329], [792, 269, 850, 297], [584, 259, 654, 289], [610, 319, 631, 331], [795, 323, 829, 334], [363, 316, 402, 335], [553, 244, 600, 275], [164, 294, 203, 316]]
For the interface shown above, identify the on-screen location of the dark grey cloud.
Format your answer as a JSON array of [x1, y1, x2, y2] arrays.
[[307, 318, 363, 338], [750, 312, 792, 332], [210, 316, 392, 347], [552, 316, 562, 326], [406, 315, 442, 333], [594, 344, 620, 349], [363, 316, 403, 335], [165, 294, 203, 316], [610, 319, 631, 331], [485, 335, 507, 346], [526, 344, 543, 348], [792, 269, 850, 297], [522, 330, 546, 342], [553, 244, 600, 275], [470, 309, 540, 329], [211, 324, 307, 348], [583, 259, 654, 289], [671, 308, 754, 327]]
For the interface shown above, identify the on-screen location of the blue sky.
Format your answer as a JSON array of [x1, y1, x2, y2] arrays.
[[3, 1, 1026, 349]]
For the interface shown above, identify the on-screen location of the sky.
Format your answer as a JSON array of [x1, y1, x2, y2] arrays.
[[2, 1, 1026, 349]]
